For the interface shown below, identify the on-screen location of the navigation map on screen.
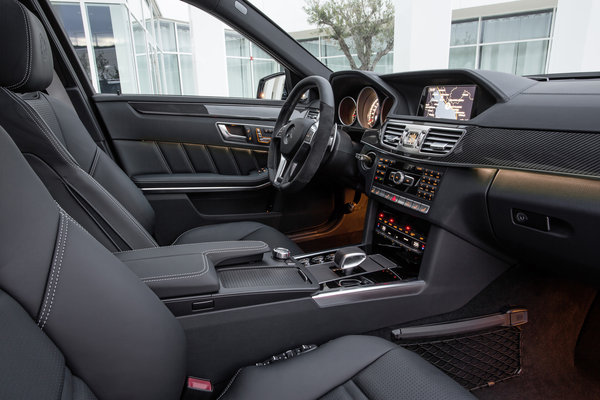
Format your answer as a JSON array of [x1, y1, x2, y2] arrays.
[[422, 85, 476, 120]]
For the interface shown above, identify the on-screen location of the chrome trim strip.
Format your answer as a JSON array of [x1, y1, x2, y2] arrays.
[[312, 280, 426, 307], [140, 182, 271, 193]]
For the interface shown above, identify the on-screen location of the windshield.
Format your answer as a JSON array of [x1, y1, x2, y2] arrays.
[[256, 0, 599, 76]]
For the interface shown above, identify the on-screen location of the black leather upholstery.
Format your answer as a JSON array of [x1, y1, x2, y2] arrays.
[[0, 290, 97, 400], [0, 0, 300, 254], [219, 335, 476, 400], [0, 0, 53, 92], [0, 125, 186, 400], [174, 221, 303, 255], [0, 122, 475, 400], [116, 241, 270, 298]]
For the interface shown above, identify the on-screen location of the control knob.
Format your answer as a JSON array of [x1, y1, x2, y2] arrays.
[[272, 247, 291, 261], [390, 171, 405, 185]]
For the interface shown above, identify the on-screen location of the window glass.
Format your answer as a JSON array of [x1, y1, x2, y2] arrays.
[[52, 0, 283, 98], [160, 53, 181, 94], [177, 24, 192, 53], [179, 54, 195, 95], [298, 38, 319, 55], [136, 54, 153, 93], [449, 10, 552, 76], [481, 11, 552, 43], [225, 31, 249, 58], [449, 47, 477, 69], [226, 57, 252, 98], [450, 20, 478, 46], [158, 21, 177, 52], [480, 40, 548, 75], [53, 3, 91, 78]]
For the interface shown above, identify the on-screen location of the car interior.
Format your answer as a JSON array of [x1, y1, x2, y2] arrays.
[[1, 0, 600, 399]]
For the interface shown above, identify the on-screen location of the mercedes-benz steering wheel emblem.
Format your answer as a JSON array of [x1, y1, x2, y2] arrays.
[[283, 126, 295, 144]]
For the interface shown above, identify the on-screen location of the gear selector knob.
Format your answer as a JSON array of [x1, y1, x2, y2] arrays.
[[334, 247, 367, 270]]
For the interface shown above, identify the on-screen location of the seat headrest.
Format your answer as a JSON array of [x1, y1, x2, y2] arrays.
[[0, 0, 53, 93]]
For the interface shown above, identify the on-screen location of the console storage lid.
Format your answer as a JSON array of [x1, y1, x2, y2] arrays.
[[116, 241, 269, 299]]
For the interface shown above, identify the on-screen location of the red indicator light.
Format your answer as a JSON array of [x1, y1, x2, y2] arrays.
[[379, 213, 384, 218], [406, 226, 411, 231], [389, 218, 395, 224]]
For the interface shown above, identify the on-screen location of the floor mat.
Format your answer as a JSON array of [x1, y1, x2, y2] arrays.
[[369, 266, 600, 399], [471, 268, 599, 400]]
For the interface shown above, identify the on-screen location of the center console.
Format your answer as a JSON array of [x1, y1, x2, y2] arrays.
[[369, 156, 444, 214], [117, 150, 437, 315], [295, 207, 429, 296], [116, 241, 319, 316]]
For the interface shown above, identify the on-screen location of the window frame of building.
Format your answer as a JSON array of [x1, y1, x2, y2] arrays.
[[52, 0, 196, 95], [297, 35, 394, 74], [224, 29, 283, 98], [449, 9, 556, 76]]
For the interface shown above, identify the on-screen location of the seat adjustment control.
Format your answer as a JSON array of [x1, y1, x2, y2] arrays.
[[256, 344, 317, 366]]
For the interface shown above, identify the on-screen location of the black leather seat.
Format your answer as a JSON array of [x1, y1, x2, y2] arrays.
[[0, 0, 301, 254], [0, 121, 474, 398]]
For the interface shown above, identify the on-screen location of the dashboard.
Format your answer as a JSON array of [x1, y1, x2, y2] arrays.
[[327, 69, 600, 274]]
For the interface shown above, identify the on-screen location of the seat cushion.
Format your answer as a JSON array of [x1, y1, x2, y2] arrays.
[[173, 221, 303, 255], [218, 335, 475, 400]]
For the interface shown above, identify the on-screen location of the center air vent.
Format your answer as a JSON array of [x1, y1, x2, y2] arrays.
[[380, 119, 465, 156], [420, 127, 464, 155], [381, 120, 406, 148]]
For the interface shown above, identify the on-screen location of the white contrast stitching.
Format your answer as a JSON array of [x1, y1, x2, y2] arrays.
[[216, 368, 242, 400], [38, 212, 68, 330], [40, 217, 68, 329], [140, 244, 268, 283], [37, 212, 64, 326], [7, 4, 31, 90]]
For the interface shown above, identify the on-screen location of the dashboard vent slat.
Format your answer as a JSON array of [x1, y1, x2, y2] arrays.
[[420, 127, 464, 155], [381, 121, 407, 148]]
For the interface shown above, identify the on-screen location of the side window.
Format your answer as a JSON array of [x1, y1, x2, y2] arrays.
[[52, 0, 284, 98]]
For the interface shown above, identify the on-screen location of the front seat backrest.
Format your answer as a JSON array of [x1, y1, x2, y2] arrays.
[[0, 0, 158, 252], [0, 123, 185, 398]]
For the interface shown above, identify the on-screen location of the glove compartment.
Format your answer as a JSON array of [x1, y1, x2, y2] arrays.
[[488, 169, 600, 271]]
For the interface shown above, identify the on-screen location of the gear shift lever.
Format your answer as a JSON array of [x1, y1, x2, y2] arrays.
[[334, 247, 367, 274]]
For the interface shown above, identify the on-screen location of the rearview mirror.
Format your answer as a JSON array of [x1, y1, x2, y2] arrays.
[[256, 72, 287, 100]]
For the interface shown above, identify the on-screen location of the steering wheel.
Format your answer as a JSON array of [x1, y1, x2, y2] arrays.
[[268, 75, 335, 192]]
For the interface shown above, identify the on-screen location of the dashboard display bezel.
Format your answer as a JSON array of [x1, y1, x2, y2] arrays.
[[418, 85, 478, 121]]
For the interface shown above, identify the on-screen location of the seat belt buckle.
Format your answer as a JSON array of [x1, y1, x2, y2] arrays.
[[183, 377, 213, 400]]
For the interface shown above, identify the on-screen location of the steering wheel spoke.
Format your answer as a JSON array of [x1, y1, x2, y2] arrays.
[[274, 154, 288, 184]]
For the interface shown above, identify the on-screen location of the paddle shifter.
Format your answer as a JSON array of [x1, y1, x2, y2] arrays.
[[334, 247, 367, 275]]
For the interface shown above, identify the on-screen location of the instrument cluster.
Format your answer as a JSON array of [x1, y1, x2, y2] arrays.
[[337, 86, 392, 129]]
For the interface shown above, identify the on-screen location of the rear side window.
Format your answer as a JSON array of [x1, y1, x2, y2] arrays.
[[52, 0, 284, 98]]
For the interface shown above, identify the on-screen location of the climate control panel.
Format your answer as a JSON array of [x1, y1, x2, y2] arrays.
[[370, 156, 444, 214]]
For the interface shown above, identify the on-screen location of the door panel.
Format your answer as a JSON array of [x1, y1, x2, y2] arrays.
[[113, 140, 267, 177], [93, 95, 338, 246]]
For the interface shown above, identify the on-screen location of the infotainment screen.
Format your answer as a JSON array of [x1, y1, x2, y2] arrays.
[[421, 85, 476, 121]]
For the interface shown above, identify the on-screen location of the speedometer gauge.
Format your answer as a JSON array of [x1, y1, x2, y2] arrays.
[[357, 87, 380, 129]]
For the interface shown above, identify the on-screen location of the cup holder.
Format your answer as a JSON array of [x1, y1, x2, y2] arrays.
[[338, 278, 362, 288]]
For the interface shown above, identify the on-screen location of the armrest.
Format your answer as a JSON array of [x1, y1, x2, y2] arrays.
[[132, 171, 269, 190], [115, 241, 270, 299]]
